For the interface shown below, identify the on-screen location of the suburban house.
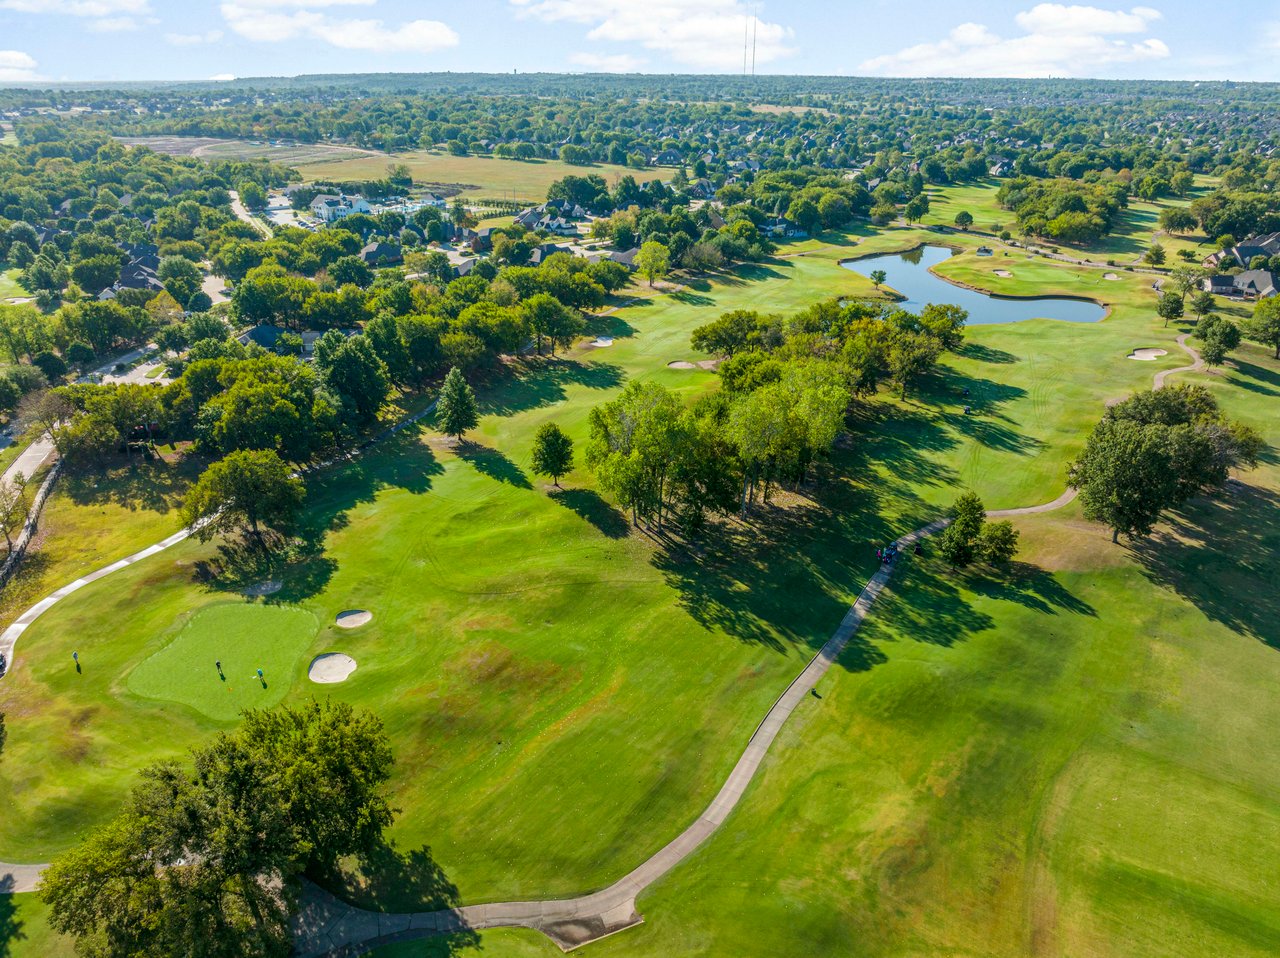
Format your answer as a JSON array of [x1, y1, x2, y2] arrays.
[[359, 241, 403, 267], [609, 247, 641, 270], [688, 179, 716, 200], [763, 216, 807, 238], [469, 227, 500, 253], [529, 243, 569, 265], [310, 194, 372, 223], [1204, 269, 1278, 299], [653, 148, 685, 166], [1205, 232, 1280, 269], [989, 156, 1014, 177]]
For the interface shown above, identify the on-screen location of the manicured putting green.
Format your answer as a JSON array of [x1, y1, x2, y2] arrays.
[[127, 603, 319, 721]]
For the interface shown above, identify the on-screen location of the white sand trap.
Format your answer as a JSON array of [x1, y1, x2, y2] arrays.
[[244, 579, 282, 596], [1103, 272, 1120, 281], [667, 361, 697, 369], [335, 609, 373, 629], [589, 337, 614, 348], [1127, 348, 1168, 361], [993, 269, 1013, 278], [308, 653, 357, 684]]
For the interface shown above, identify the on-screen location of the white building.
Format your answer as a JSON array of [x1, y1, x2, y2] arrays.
[[310, 194, 372, 224]]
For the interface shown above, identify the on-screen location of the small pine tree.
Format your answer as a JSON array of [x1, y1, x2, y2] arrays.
[[939, 491, 987, 569], [531, 422, 574, 488], [436, 366, 478, 441]]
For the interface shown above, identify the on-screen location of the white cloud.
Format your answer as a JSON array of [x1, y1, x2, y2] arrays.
[[861, 4, 1170, 78], [570, 52, 647, 72], [0, 50, 42, 82], [87, 15, 139, 30], [0, 0, 148, 15], [166, 29, 224, 45], [210, 72, 237, 81], [511, 0, 794, 70], [220, 1, 459, 53]]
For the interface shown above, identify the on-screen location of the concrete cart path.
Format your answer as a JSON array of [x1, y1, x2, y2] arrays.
[[1, 434, 54, 486]]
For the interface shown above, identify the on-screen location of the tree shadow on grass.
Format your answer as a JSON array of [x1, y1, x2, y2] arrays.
[[858, 557, 997, 649], [195, 432, 443, 602], [849, 400, 960, 492], [314, 840, 480, 956], [964, 561, 1096, 618], [584, 312, 635, 342], [652, 434, 948, 661], [61, 448, 209, 514], [669, 288, 716, 307], [0, 876, 23, 958], [1225, 357, 1280, 399], [336, 839, 467, 914], [475, 358, 625, 418], [957, 342, 1019, 365], [552, 488, 629, 539], [456, 443, 531, 489], [1128, 482, 1280, 651]]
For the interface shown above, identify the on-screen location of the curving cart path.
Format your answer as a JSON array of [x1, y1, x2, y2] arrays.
[[1, 334, 1199, 948], [1153, 333, 1204, 390]]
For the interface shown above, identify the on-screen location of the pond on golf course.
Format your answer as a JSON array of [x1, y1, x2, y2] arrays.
[[842, 245, 1107, 325]]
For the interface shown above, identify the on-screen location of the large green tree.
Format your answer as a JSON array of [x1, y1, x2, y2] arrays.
[[41, 701, 394, 958], [1247, 297, 1280, 359], [181, 449, 304, 551]]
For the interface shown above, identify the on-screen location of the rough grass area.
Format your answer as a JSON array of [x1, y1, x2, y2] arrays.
[[126, 603, 320, 721]]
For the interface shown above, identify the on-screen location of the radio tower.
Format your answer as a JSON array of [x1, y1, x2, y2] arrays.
[[751, 3, 759, 77]]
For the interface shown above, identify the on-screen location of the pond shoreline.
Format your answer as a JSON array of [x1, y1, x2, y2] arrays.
[[839, 243, 1114, 323]]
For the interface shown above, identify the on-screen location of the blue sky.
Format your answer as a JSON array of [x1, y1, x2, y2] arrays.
[[1, 1, 1277, 85]]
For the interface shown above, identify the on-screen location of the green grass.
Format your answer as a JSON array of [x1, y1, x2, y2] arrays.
[[292, 152, 664, 202], [0, 267, 26, 300], [126, 603, 321, 721], [1, 894, 74, 957], [5, 225, 1280, 958]]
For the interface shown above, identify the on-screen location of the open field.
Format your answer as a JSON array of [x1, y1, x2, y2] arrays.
[[5, 222, 1280, 957], [115, 136, 380, 167], [114, 137, 663, 202], [291, 152, 665, 201]]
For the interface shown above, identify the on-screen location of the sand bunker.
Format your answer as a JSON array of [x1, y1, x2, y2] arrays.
[[1103, 272, 1120, 281], [667, 361, 697, 369], [308, 653, 357, 684], [588, 337, 614, 348], [1127, 348, 1168, 361], [993, 269, 1013, 278], [335, 610, 373, 629], [243, 579, 282, 596]]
